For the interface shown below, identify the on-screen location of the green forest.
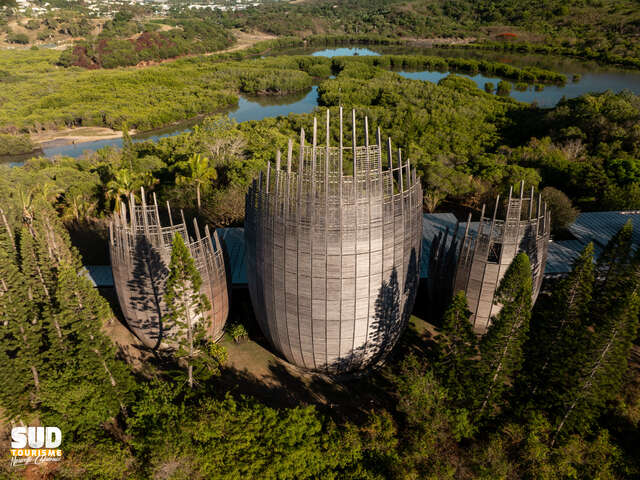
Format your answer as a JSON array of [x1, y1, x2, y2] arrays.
[[58, 14, 234, 69], [0, 0, 639, 478], [218, 0, 640, 63], [0, 48, 566, 133], [0, 151, 638, 478], [0, 63, 639, 478]]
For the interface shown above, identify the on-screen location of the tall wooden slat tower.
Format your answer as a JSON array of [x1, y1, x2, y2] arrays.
[[453, 182, 550, 333], [245, 109, 423, 373], [108, 189, 229, 348]]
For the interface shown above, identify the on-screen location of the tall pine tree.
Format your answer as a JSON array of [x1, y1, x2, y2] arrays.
[[0, 227, 44, 417], [477, 253, 533, 418], [522, 243, 595, 412], [0, 200, 137, 438], [435, 291, 478, 407], [551, 222, 640, 444], [165, 233, 212, 389]]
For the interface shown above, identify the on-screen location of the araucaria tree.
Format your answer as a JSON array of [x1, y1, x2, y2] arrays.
[[551, 221, 640, 444], [0, 201, 135, 436], [0, 226, 43, 415], [477, 253, 533, 418], [523, 243, 595, 411], [435, 291, 478, 406], [165, 233, 212, 388]]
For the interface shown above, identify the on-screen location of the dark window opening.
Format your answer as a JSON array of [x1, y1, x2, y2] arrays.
[[488, 243, 502, 263]]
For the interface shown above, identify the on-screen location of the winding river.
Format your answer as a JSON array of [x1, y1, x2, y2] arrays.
[[3, 46, 640, 164]]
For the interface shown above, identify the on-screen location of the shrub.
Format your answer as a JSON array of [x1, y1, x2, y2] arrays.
[[484, 82, 495, 93], [541, 186, 579, 233], [37, 29, 53, 41], [0, 134, 35, 156], [7, 32, 29, 44], [306, 63, 332, 78], [209, 343, 228, 366], [228, 323, 248, 343], [497, 80, 512, 95]]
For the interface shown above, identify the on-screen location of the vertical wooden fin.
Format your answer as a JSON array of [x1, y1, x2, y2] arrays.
[[266, 161, 271, 194], [398, 148, 404, 192], [193, 218, 202, 242], [352, 109, 357, 180], [529, 185, 535, 219], [339, 106, 343, 178], [376, 127, 383, 175], [312, 116, 317, 173], [129, 192, 136, 230], [299, 128, 305, 175], [166, 201, 174, 226], [364, 116, 369, 148]]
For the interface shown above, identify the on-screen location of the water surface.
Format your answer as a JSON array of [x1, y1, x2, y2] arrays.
[[3, 46, 639, 164], [26, 87, 319, 160], [397, 70, 640, 107]]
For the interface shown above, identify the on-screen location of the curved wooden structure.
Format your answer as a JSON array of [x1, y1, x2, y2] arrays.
[[245, 109, 423, 373], [453, 183, 550, 333], [108, 189, 229, 348]]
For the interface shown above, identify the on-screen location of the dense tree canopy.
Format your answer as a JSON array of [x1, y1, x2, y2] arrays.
[[1, 4, 639, 475]]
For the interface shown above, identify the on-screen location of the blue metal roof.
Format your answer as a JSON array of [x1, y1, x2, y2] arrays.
[[82, 212, 637, 288], [566, 211, 640, 248], [418, 210, 640, 277], [546, 211, 640, 275], [420, 213, 459, 278], [216, 227, 248, 285], [82, 265, 114, 287]]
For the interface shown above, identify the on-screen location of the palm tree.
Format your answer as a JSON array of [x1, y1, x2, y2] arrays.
[[176, 153, 217, 211], [106, 168, 158, 212], [63, 193, 96, 224], [38, 181, 63, 205], [106, 169, 138, 212]]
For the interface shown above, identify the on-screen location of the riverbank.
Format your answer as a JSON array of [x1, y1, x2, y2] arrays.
[[402, 36, 477, 47], [2, 44, 639, 165], [31, 127, 135, 148]]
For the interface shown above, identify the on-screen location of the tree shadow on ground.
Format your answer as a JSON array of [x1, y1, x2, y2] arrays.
[[208, 277, 441, 425], [100, 275, 443, 425]]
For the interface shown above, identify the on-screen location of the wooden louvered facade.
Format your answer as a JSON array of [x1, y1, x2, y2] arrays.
[[453, 183, 551, 334], [108, 188, 229, 349], [245, 109, 423, 373]]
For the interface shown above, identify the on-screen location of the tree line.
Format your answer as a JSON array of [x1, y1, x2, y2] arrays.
[[58, 16, 234, 69]]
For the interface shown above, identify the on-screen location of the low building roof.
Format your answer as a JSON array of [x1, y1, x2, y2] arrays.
[[216, 228, 248, 285], [418, 210, 640, 278], [88, 211, 640, 288], [545, 211, 640, 275], [81, 265, 114, 287]]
